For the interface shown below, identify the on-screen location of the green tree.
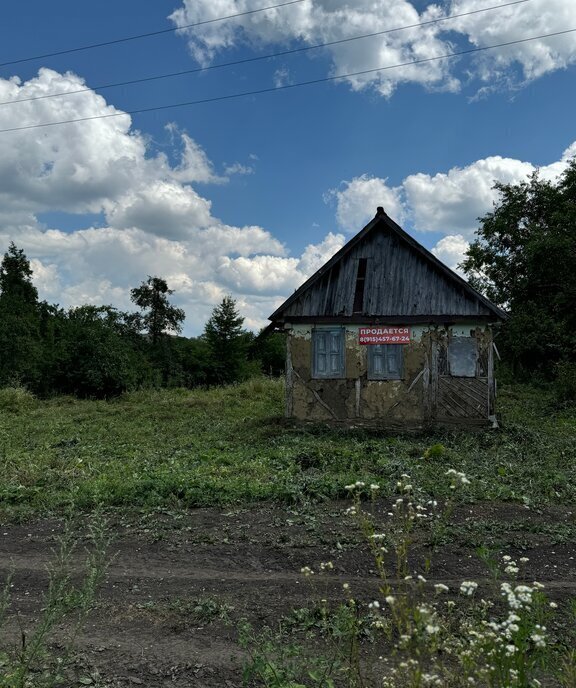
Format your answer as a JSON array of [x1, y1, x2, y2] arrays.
[[461, 159, 576, 376], [0, 242, 39, 304], [48, 305, 148, 398], [204, 296, 251, 385], [130, 276, 185, 345], [0, 243, 42, 387], [250, 330, 286, 376]]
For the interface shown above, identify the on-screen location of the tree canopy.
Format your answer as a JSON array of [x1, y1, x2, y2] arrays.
[[130, 276, 185, 345], [0, 246, 282, 397], [0, 243, 42, 386], [0, 242, 38, 305], [461, 159, 576, 375]]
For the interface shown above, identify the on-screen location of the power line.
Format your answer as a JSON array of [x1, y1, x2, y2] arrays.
[[0, 0, 530, 107], [0, 0, 307, 68], [1, 27, 574, 134]]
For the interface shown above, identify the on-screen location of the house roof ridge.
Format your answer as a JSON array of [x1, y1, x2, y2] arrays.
[[269, 209, 506, 322]]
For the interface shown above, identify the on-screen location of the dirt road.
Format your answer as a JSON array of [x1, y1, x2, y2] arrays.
[[1, 501, 575, 687]]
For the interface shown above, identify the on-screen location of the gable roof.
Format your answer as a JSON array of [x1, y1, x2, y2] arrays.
[[269, 208, 506, 323]]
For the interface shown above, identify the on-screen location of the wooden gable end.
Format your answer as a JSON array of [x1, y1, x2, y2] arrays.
[[280, 221, 496, 320]]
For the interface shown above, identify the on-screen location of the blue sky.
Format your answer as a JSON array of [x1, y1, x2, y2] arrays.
[[0, 0, 575, 334]]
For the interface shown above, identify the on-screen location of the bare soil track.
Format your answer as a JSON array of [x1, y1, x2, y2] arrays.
[[1, 500, 575, 687]]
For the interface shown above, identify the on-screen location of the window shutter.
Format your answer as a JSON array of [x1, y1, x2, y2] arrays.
[[315, 331, 327, 375], [368, 344, 403, 380], [312, 329, 345, 378]]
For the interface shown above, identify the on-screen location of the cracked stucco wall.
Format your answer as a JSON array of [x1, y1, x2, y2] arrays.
[[285, 323, 493, 426]]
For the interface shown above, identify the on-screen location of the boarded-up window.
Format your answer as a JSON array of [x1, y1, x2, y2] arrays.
[[368, 344, 403, 380], [312, 329, 345, 378], [352, 258, 368, 313], [448, 337, 477, 377]]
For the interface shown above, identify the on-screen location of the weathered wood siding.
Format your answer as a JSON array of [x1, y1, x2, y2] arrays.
[[283, 226, 493, 318], [435, 377, 489, 420]]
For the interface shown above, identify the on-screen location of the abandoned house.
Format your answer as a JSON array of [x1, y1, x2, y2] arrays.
[[268, 207, 506, 429]]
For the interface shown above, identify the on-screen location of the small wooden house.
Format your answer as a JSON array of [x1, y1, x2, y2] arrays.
[[268, 207, 506, 429]]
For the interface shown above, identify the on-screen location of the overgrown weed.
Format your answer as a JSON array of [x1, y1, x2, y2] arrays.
[[0, 513, 113, 687], [0, 386, 35, 414], [242, 470, 572, 687]]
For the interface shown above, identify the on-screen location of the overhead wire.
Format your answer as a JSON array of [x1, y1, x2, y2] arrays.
[[0, 27, 573, 134], [0, 0, 531, 107], [0, 0, 308, 68]]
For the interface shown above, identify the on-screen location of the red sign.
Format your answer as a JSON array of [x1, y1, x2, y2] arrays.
[[359, 326, 411, 345]]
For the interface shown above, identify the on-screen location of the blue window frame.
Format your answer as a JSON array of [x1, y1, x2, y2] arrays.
[[312, 328, 345, 378], [368, 344, 403, 380]]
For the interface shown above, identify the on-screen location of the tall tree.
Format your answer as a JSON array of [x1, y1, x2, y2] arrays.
[[461, 159, 576, 375], [130, 276, 185, 345], [0, 243, 42, 386], [204, 296, 250, 385], [0, 242, 39, 305]]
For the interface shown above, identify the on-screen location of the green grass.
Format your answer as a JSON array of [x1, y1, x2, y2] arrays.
[[0, 379, 574, 518]]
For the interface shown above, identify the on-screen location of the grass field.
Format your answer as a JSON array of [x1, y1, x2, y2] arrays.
[[0, 380, 575, 687], [0, 379, 574, 519]]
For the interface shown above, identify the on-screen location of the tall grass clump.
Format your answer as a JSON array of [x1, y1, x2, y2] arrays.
[[0, 386, 35, 413], [243, 470, 572, 688]]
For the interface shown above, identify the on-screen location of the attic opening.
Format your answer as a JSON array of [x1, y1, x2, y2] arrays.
[[352, 258, 368, 313]]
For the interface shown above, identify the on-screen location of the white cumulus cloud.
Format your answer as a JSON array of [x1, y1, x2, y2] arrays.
[[326, 175, 405, 232], [169, 0, 576, 96], [431, 234, 470, 273], [0, 69, 342, 333], [331, 143, 575, 241]]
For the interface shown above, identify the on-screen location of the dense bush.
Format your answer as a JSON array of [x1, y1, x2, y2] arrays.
[[0, 385, 35, 413]]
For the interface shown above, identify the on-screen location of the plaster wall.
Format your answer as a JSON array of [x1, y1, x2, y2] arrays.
[[285, 323, 493, 427]]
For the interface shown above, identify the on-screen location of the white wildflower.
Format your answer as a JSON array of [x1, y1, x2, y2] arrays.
[[460, 581, 478, 596]]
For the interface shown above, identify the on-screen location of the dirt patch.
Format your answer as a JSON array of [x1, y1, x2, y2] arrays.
[[1, 500, 575, 687]]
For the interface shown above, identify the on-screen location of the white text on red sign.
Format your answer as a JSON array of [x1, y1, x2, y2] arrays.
[[359, 326, 411, 345]]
